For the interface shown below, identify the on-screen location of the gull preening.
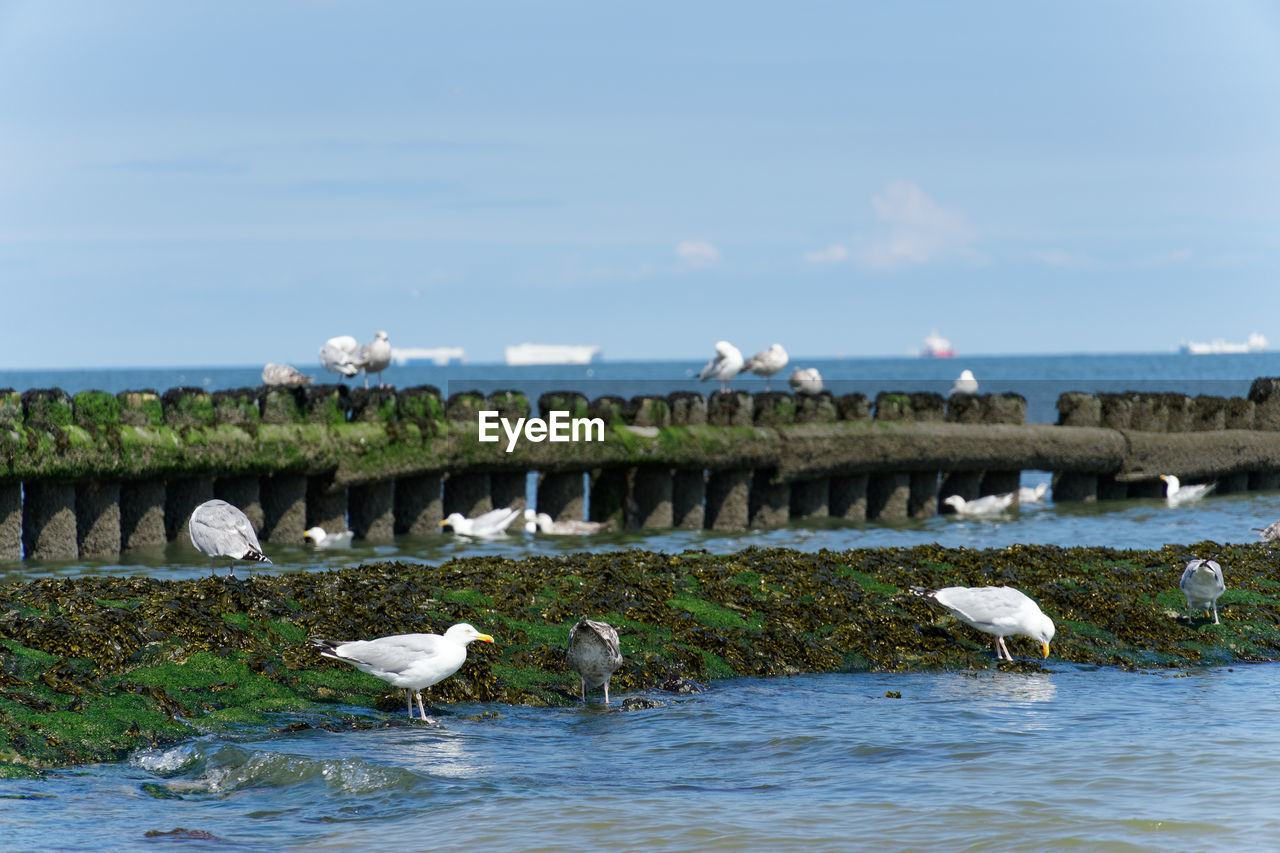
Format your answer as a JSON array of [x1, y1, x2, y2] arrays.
[[949, 369, 978, 396], [359, 330, 392, 388], [1017, 483, 1049, 504], [1160, 474, 1214, 506], [911, 585, 1055, 661], [188, 499, 271, 577], [942, 492, 1016, 516], [261, 363, 313, 387], [788, 366, 824, 395], [523, 509, 608, 536], [567, 617, 624, 704], [303, 526, 354, 548], [309, 623, 495, 720], [319, 335, 362, 380], [441, 506, 523, 539], [742, 343, 789, 390], [697, 341, 745, 392], [1179, 558, 1226, 624], [1253, 520, 1280, 542]]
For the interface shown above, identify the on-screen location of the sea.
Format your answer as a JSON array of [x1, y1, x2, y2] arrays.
[[3, 351, 1280, 851]]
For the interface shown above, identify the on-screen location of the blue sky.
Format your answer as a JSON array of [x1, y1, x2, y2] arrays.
[[3, 1, 1279, 368]]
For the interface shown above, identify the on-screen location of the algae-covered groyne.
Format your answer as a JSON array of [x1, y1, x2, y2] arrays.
[[2, 544, 1278, 774], [6, 379, 1280, 560]]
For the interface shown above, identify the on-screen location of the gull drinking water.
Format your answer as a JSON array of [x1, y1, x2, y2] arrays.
[[1179, 558, 1226, 624], [319, 335, 363, 380], [309, 623, 494, 720], [359, 330, 392, 388], [441, 506, 523, 539], [911, 585, 1055, 661], [942, 492, 1016, 516], [697, 341, 744, 392], [742, 344, 789, 390], [188, 499, 271, 577], [567, 617, 624, 704], [1160, 474, 1214, 506]]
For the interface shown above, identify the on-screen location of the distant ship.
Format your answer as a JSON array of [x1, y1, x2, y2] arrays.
[[504, 343, 602, 366], [920, 331, 956, 359], [391, 346, 467, 366], [1178, 333, 1268, 355]]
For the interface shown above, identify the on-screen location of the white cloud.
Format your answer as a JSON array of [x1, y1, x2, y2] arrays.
[[855, 181, 976, 269], [675, 239, 720, 267], [802, 244, 849, 264], [1033, 249, 1095, 268]]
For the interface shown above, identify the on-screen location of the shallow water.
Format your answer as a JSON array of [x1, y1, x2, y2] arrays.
[[4, 666, 1279, 851]]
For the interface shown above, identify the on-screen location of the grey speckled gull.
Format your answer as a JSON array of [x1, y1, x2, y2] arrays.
[[1180, 558, 1226, 624], [188, 499, 271, 577], [567, 617, 623, 704]]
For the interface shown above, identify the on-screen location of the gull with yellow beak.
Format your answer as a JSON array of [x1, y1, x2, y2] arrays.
[[309, 623, 494, 720], [911, 585, 1055, 661]]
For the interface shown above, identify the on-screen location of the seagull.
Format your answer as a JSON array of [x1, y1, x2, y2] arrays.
[[303, 526, 354, 548], [911, 585, 1055, 661], [1160, 474, 1214, 506], [359, 330, 393, 388], [1252, 520, 1280, 542], [942, 493, 1016, 516], [1017, 483, 1049, 504], [309, 623, 495, 720], [261, 363, 313, 387], [1179, 558, 1226, 624], [949, 369, 978, 396], [188, 499, 271, 577], [697, 341, 745, 392], [567, 617, 624, 704], [319, 335, 363, 380], [441, 506, 523, 539], [742, 344, 789, 390], [523, 509, 608, 535], [788, 366, 824, 395]]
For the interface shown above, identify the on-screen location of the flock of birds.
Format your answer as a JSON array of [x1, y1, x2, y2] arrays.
[[696, 341, 824, 396], [262, 330, 394, 390], [941, 472, 1222, 518]]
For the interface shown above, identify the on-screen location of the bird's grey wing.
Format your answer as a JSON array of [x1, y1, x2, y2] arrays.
[[696, 355, 719, 380], [935, 587, 1027, 625], [334, 635, 445, 672]]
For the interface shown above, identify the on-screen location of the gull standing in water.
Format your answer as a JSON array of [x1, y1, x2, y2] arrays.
[[261, 363, 312, 386], [319, 335, 363, 380], [523, 509, 608, 535], [1179, 558, 1226, 624], [742, 344, 789, 390], [943, 493, 1016, 516], [567, 618, 624, 704], [788, 366, 824, 395], [697, 341, 744, 392], [1253, 520, 1280, 542], [441, 506, 523, 539], [1160, 474, 1214, 506], [309, 623, 494, 720], [359, 330, 393, 388], [303, 526, 354, 548], [188, 499, 271, 577], [911, 585, 1055, 661], [949, 369, 978, 396]]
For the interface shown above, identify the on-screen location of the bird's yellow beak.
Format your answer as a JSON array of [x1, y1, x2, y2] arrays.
[[1041, 642, 1051, 658], [439, 519, 450, 527], [476, 633, 495, 643], [1159, 475, 1168, 482]]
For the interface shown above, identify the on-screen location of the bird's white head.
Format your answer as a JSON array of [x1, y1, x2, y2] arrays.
[[303, 526, 326, 543], [441, 513, 466, 529], [1160, 474, 1180, 496], [445, 623, 495, 645], [375, 330, 388, 341], [1029, 612, 1055, 658], [943, 495, 966, 510], [714, 340, 735, 357], [959, 369, 975, 381]]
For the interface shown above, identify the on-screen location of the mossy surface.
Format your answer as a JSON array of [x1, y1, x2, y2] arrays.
[[2, 542, 1279, 770]]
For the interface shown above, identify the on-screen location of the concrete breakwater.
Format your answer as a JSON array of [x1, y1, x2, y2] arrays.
[[3, 379, 1280, 559]]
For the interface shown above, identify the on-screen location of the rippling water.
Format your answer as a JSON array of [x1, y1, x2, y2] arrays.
[[5, 666, 1280, 851]]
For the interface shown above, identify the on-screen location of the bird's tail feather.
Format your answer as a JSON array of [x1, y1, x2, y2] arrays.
[[245, 549, 271, 564], [909, 585, 937, 599]]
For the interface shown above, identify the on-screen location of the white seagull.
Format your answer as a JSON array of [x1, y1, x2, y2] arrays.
[[1179, 559, 1226, 625], [188, 499, 271, 577], [303, 526, 354, 548], [319, 335, 363, 380], [359, 330, 393, 388], [911, 585, 1055, 661], [567, 617, 624, 704], [1017, 483, 1049, 504], [697, 341, 745, 392], [522, 509, 608, 536], [1253, 520, 1280, 542], [261, 363, 313, 387], [942, 493, 1016, 516], [441, 506, 523, 539], [1160, 474, 1214, 506], [949, 369, 979, 396], [742, 343, 789, 390], [788, 366, 824, 395], [309, 623, 495, 720]]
